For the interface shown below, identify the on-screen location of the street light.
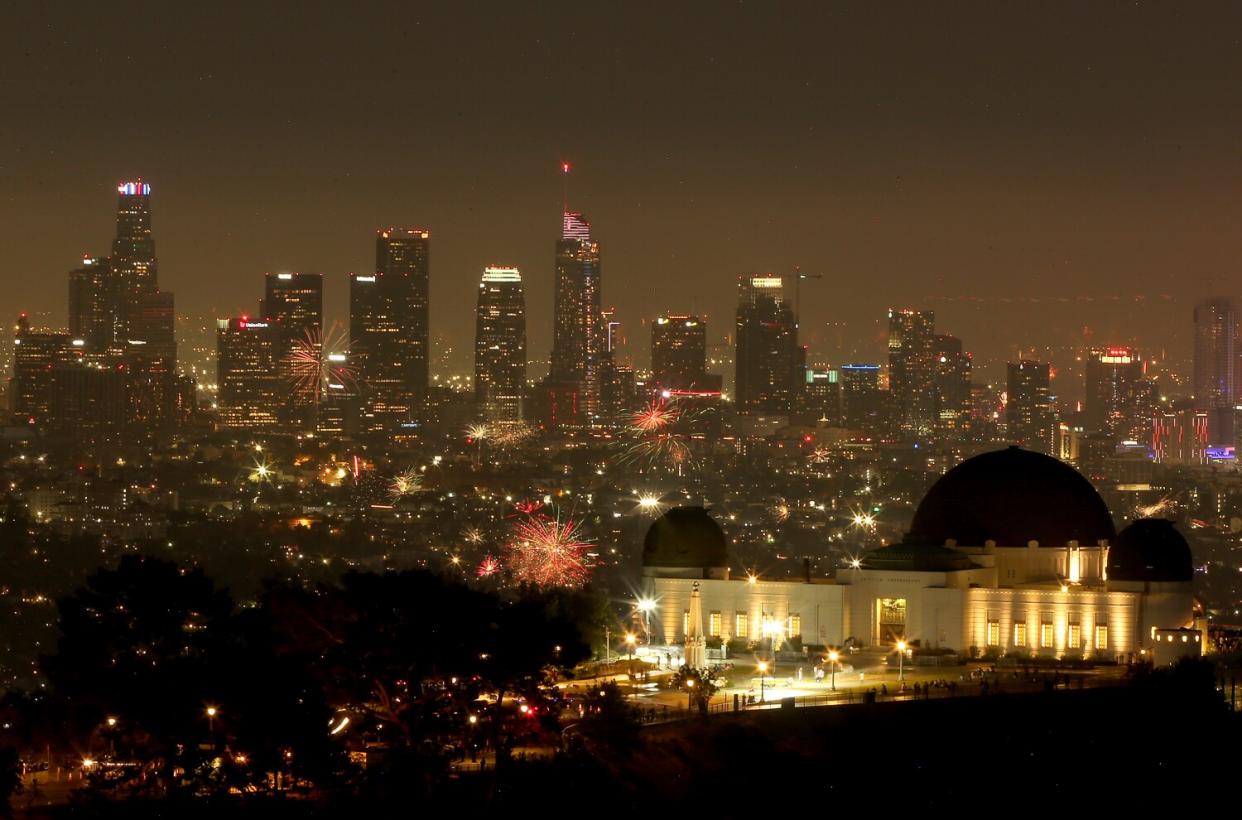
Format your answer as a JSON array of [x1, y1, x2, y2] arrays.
[[827, 650, 839, 691], [206, 706, 218, 734], [685, 676, 696, 710], [637, 597, 656, 643], [625, 632, 636, 663], [757, 660, 769, 703], [895, 640, 907, 684]]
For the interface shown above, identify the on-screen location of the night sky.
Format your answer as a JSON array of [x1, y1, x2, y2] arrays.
[[5, 2, 1242, 391]]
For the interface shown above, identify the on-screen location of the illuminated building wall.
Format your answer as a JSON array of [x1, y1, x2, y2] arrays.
[[735, 275, 799, 413], [933, 334, 971, 437], [350, 228, 429, 430], [887, 309, 937, 438], [1193, 298, 1236, 445], [1084, 346, 1155, 442], [68, 256, 112, 352], [652, 315, 710, 392], [549, 212, 603, 424], [216, 317, 280, 429], [1006, 359, 1056, 454], [840, 364, 882, 431], [262, 272, 323, 426], [9, 314, 73, 426], [474, 266, 526, 421], [1151, 409, 1208, 465]]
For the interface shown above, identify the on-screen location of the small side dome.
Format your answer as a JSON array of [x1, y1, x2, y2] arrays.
[[642, 507, 729, 569], [1108, 519, 1193, 582]]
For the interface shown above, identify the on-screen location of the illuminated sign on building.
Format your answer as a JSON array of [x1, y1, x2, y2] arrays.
[[116, 181, 151, 196]]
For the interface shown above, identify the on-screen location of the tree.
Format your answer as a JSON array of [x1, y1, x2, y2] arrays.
[[0, 746, 18, 819], [671, 667, 719, 714]]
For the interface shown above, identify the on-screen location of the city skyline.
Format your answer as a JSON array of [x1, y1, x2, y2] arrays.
[[6, 4, 1242, 387]]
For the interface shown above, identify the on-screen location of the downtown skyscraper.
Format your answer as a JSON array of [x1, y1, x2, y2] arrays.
[[546, 211, 603, 426], [1083, 346, 1156, 443], [1007, 359, 1056, 454], [1193, 298, 1236, 446], [887, 308, 936, 438], [15, 180, 190, 438], [651, 315, 710, 393], [350, 229, 430, 430], [734, 275, 799, 413], [262, 271, 323, 426], [474, 266, 526, 421]]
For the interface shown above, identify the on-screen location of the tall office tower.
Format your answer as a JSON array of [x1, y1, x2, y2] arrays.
[[839, 363, 882, 431], [375, 228, 431, 406], [1006, 360, 1056, 454], [68, 256, 112, 351], [887, 309, 937, 438], [108, 180, 162, 348], [652, 315, 709, 392], [473, 266, 526, 421], [547, 211, 603, 422], [262, 272, 323, 426], [262, 272, 323, 339], [216, 317, 280, 429], [1193, 298, 1236, 445], [9, 314, 73, 426], [348, 230, 430, 429], [933, 334, 972, 436], [802, 366, 840, 421], [1084, 346, 1156, 442], [735, 275, 799, 413]]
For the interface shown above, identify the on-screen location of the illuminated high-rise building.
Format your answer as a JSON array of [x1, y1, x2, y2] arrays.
[[887, 308, 936, 438], [351, 229, 430, 430], [262, 272, 323, 426], [1084, 346, 1155, 442], [473, 266, 526, 421], [735, 275, 799, 413], [1193, 298, 1236, 445], [68, 256, 111, 352], [839, 364, 882, 431], [1006, 359, 1056, 454], [933, 334, 971, 436], [262, 272, 323, 340], [548, 211, 603, 423], [652, 315, 709, 393], [216, 316, 280, 429], [9, 313, 73, 427]]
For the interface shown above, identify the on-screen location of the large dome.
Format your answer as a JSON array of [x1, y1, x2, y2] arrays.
[[642, 506, 729, 568], [907, 447, 1116, 548], [1107, 519, 1193, 583]]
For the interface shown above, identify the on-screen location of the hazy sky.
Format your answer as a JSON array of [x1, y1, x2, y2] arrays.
[[4, 2, 1242, 391]]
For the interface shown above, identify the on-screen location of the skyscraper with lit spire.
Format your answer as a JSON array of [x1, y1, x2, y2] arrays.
[[546, 163, 603, 426]]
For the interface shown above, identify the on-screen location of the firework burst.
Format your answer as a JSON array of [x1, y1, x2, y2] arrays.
[[619, 433, 695, 469], [513, 499, 544, 516], [477, 554, 501, 578], [389, 467, 423, 499], [462, 526, 485, 545], [465, 423, 490, 442], [289, 322, 357, 401], [808, 446, 832, 465], [505, 512, 593, 588], [1136, 495, 1175, 518], [630, 399, 678, 433], [768, 499, 791, 523], [488, 421, 535, 449]]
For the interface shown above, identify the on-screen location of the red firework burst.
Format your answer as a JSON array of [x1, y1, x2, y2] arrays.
[[505, 514, 592, 588], [630, 399, 678, 433], [513, 499, 544, 516], [477, 554, 501, 578]]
